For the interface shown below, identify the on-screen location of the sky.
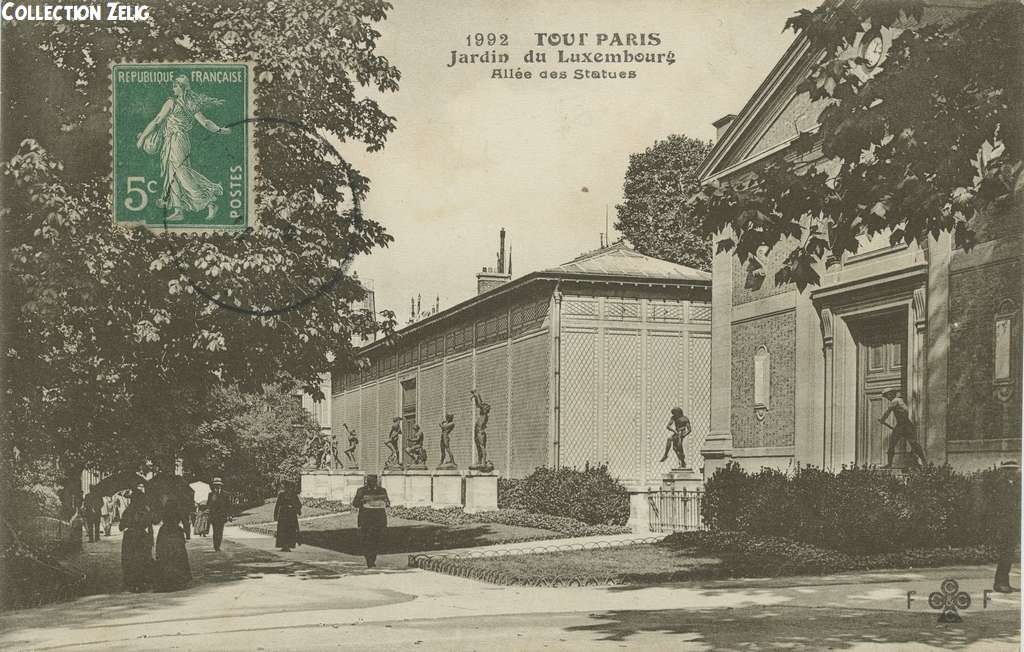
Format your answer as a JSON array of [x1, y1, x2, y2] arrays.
[[343, 0, 809, 320]]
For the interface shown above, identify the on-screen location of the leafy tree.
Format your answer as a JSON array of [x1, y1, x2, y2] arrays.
[[692, 0, 1022, 289], [615, 134, 713, 270], [186, 383, 317, 507], [1, 1, 400, 481]]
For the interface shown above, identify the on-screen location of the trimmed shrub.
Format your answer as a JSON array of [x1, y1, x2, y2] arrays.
[[498, 464, 629, 526], [702, 462, 1019, 555]]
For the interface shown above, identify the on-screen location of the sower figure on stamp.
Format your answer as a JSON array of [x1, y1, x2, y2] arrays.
[[879, 388, 926, 468], [136, 76, 232, 222], [384, 417, 403, 468], [659, 407, 691, 468], [470, 389, 493, 471], [404, 424, 427, 468], [342, 424, 359, 467], [438, 414, 456, 468]]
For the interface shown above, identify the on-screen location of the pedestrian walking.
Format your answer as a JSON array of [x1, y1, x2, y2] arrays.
[[154, 498, 191, 591], [351, 474, 390, 568], [993, 460, 1021, 593], [82, 485, 103, 543], [120, 483, 155, 592], [101, 495, 113, 536], [274, 482, 302, 552], [206, 477, 231, 551]]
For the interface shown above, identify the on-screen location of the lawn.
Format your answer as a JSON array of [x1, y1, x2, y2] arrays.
[[296, 511, 561, 555], [230, 497, 346, 526]]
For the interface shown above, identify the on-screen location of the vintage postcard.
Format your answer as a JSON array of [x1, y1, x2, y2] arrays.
[[1, 1, 1021, 650]]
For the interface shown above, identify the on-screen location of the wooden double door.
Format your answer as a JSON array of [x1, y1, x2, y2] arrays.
[[854, 310, 908, 466]]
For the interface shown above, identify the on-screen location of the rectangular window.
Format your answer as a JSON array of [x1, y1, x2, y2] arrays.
[[754, 346, 770, 408], [995, 316, 1012, 381]]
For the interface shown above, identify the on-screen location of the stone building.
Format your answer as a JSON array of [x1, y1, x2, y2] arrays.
[[331, 241, 711, 488], [697, 3, 1022, 476]]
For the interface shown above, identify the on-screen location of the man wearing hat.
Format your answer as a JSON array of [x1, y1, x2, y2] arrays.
[[351, 474, 390, 568], [993, 460, 1021, 593], [206, 477, 231, 552], [879, 387, 926, 468]]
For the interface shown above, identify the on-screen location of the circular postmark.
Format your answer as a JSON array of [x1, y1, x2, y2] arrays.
[[155, 115, 366, 317]]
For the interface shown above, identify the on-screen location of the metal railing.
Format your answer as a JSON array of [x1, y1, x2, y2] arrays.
[[647, 488, 704, 533]]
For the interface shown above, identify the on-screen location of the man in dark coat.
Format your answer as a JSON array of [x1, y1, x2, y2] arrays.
[[206, 477, 231, 552], [82, 485, 104, 543], [351, 474, 390, 568], [994, 460, 1021, 593]]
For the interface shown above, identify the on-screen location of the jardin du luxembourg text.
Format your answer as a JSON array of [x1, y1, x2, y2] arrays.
[[448, 32, 675, 81]]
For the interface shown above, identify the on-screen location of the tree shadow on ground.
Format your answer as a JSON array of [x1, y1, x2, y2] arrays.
[[300, 520, 549, 555], [563, 606, 1022, 649]]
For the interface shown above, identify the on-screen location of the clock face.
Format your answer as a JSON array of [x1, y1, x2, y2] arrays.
[[862, 35, 884, 68]]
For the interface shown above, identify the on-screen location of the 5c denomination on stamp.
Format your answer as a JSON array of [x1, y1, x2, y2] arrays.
[[111, 62, 253, 231]]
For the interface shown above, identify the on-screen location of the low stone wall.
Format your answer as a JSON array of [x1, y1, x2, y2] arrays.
[[301, 468, 497, 512]]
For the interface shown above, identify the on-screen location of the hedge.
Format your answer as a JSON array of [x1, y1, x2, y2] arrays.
[[702, 463, 1019, 555], [498, 464, 629, 526], [387, 505, 630, 537]]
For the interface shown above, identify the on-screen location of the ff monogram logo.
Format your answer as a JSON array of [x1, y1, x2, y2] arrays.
[[928, 578, 972, 623]]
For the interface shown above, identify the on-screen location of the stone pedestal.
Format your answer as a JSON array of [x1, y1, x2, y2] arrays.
[[431, 470, 464, 508], [381, 471, 406, 506], [463, 472, 497, 513], [626, 487, 653, 534], [661, 468, 704, 492], [329, 470, 365, 504], [300, 469, 330, 499], [404, 470, 433, 507]]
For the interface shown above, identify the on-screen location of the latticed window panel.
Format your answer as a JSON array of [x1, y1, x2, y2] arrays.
[[690, 303, 712, 323], [421, 334, 444, 362], [688, 335, 712, 470], [648, 300, 685, 322], [418, 365, 444, 466], [563, 298, 599, 319], [603, 331, 642, 481], [511, 297, 550, 336], [476, 346, 510, 474], [476, 313, 509, 347], [647, 332, 686, 478], [363, 385, 382, 469], [444, 356, 475, 467], [398, 345, 419, 370], [446, 323, 474, 355], [606, 300, 641, 321], [561, 330, 598, 468], [331, 394, 346, 439]]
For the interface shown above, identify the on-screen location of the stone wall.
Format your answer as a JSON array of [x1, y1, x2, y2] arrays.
[[730, 309, 796, 449], [948, 257, 1022, 442]]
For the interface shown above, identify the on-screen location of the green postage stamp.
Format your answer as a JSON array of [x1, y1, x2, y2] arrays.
[[111, 63, 253, 231]]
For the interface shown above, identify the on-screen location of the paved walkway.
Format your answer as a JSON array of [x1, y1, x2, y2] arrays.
[[1, 525, 1018, 650]]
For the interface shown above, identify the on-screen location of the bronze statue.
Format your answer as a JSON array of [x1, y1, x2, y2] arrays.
[[659, 407, 691, 469], [438, 414, 456, 468], [342, 423, 359, 467], [384, 417, 402, 469], [404, 424, 427, 468], [470, 389, 494, 472]]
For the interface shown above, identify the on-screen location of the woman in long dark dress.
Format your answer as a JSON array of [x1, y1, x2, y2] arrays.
[[155, 498, 191, 591], [274, 483, 302, 552], [120, 484, 154, 592]]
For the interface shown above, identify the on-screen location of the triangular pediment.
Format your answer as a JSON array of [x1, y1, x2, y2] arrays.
[[698, 34, 825, 183]]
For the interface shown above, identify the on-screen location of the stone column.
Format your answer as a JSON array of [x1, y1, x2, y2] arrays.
[[820, 308, 835, 470], [702, 232, 735, 479]]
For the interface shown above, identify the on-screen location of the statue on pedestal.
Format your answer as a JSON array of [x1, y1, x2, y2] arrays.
[[659, 407, 691, 469], [404, 424, 427, 468], [384, 416, 403, 469], [342, 423, 359, 468], [437, 414, 456, 469], [469, 389, 494, 472]]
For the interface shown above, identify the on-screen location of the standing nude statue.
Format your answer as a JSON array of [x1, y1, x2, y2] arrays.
[[470, 389, 493, 472], [659, 407, 691, 469], [384, 417, 402, 468], [438, 414, 456, 468], [342, 424, 359, 467]]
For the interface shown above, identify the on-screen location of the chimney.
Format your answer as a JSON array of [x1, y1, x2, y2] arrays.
[[477, 228, 512, 295], [712, 113, 737, 141]]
